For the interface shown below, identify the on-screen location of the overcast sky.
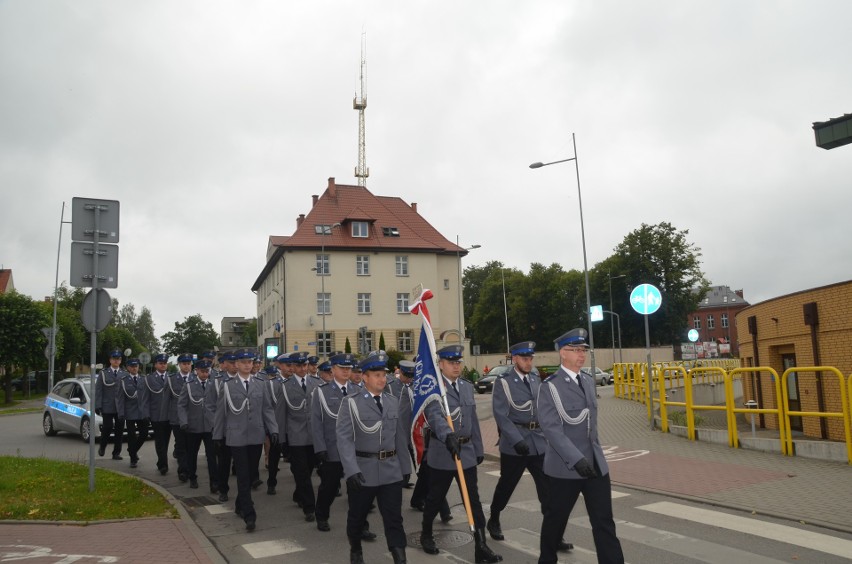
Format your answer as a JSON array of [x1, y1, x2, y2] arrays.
[[2, 1, 851, 344]]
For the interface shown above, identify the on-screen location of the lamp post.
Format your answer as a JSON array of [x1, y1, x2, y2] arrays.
[[603, 310, 623, 364], [313, 222, 341, 360], [501, 267, 510, 356], [530, 133, 597, 378], [608, 272, 626, 363], [456, 236, 481, 342]]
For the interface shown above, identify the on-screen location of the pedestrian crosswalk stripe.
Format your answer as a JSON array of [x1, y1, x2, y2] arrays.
[[638, 501, 852, 559], [507, 527, 600, 563], [204, 504, 230, 515], [242, 539, 305, 558]]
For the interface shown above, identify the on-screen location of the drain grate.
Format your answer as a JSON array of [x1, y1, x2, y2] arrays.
[[178, 495, 219, 508], [407, 529, 473, 549]]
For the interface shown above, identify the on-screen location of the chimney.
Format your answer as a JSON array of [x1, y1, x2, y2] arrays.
[[735, 289, 744, 299], [312, 194, 319, 207], [297, 213, 305, 227], [328, 177, 336, 199], [411, 202, 417, 213]]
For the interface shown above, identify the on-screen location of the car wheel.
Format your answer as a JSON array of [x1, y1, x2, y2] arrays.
[[43, 412, 58, 436], [80, 417, 91, 442]]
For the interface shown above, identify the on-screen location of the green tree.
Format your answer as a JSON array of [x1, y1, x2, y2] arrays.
[[606, 222, 709, 346], [344, 337, 352, 353], [385, 348, 405, 371], [378, 332, 386, 351], [240, 319, 258, 346], [135, 306, 159, 352], [0, 291, 50, 403], [462, 261, 507, 343], [161, 314, 220, 355], [98, 327, 144, 364]]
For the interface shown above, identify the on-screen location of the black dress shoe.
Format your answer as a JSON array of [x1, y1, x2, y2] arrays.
[[486, 516, 504, 541], [316, 519, 330, 532], [410, 501, 424, 511], [557, 539, 574, 551], [129, 461, 138, 469], [111, 454, 123, 461], [218, 492, 229, 502], [251, 479, 263, 490], [98, 446, 106, 457], [420, 534, 439, 555], [360, 528, 377, 541], [267, 486, 276, 495], [178, 473, 188, 483], [304, 512, 315, 522], [440, 513, 453, 524], [245, 518, 256, 531], [189, 479, 199, 489], [159, 467, 168, 475], [210, 485, 219, 494]]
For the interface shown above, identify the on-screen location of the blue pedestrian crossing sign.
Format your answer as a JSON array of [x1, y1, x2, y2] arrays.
[[630, 283, 662, 315]]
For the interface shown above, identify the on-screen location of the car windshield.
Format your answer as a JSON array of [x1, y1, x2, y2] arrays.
[[488, 366, 512, 376]]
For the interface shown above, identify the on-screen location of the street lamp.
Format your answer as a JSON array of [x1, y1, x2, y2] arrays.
[[608, 272, 626, 363], [456, 236, 481, 342], [530, 132, 597, 378], [603, 309, 623, 364], [501, 268, 510, 356], [313, 222, 341, 360]]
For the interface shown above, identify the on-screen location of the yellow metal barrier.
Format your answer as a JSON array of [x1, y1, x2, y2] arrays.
[[656, 365, 688, 434], [727, 367, 787, 455], [780, 366, 852, 465]]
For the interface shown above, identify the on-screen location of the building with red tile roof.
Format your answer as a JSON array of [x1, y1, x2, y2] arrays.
[[252, 178, 471, 359], [0, 269, 14, 294]]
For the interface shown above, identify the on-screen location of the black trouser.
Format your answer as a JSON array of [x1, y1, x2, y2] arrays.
[[315, 460, 343, 521], [347, 481, 406, 550], [231, 444, 263, 524], [288, 445, 317, 514], [538, 473, 624, 564], [217, 443, 232, 494], [491, 452, 548, 513], [100, 412, 124, 455], [266, 441, 282, 487], [410, 461, 451, 519], [171, 424, 188, 477], [124, 419, 147, 463], [152, 420, 171, 471], [186, 431, 216, 486], [424, 465, 485, 528]]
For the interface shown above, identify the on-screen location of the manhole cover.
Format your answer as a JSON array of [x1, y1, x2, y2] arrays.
[[407, 529, 473, 549]]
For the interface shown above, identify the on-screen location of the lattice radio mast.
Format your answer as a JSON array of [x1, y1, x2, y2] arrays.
[[353, 32, 369, 186]]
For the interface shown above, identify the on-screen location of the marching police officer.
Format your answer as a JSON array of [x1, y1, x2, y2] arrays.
[[317, 360, 334, 383], [537, 329, 624, 564], [116, 357, 146, 468], [140, 353, 172, 475], [96, 349, 126, 460], [337, 351, 410, 564], [166, 353, 193, 482], [307, 355, 321, 381], [178, 359, 217, 491], [213, 348, 278, 531], [487, 342, 572, 551], [214, 351, 237, 501], [420, 345, 501, 563]]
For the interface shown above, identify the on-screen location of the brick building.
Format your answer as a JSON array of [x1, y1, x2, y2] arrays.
[[683, 285, 749, 358], [735, 279, 852, 442]]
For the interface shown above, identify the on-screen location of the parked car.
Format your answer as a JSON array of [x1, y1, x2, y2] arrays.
[[581, 366, 614, 386], [10, 373, 37, 392], [42, 377, 103, 442], [475, 365, 513, 393], [11, 370, 59, 393]]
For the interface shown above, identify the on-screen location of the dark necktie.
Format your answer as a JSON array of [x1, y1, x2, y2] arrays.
[[373, 395, 383, 413], [452, 381, 458, 394], [160, 373, 165, 383], [202, 381, 206, 391], [522, 375, 531, 392], [575, 376, 585, 396], [341, 386, 347, 396], [244, 379, 249, 391], [301, 379, 306, 392], [133, 376, 137, 385]]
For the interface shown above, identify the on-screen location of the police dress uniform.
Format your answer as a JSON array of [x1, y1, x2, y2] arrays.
[[279, 354, 321, 519], [336, 352, 410, 564], [536, 329, 624, 564], [488, 342, 562, 543], [116, 359, 147, 467], [140, 354, 172, 474], [213, 354, 236, 500], [95, 351, 126, 459], [178, 364, 217, 490], [213, 350, 279, 531], [265, 367, 287, 494], [420, 345, 501, 563]]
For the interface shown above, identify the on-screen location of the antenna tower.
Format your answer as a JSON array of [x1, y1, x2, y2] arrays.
[[353, 32, 369, 186]]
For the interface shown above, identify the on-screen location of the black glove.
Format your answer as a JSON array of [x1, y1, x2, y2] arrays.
[[476, 456, 484, 465], [347, 472, 366, 492], [179, 424, 188, 431], [315, 450, 329, 463], [444, 432, 461, 458], [513, 440, 530, 456], [214, 439, 225, 453], [573, 458, 598, 478], [269, 433, 279, 447], [95, 408, 102, 416]]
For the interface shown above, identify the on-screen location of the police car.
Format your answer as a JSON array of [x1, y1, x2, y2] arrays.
[[42, 377, 104, 442]]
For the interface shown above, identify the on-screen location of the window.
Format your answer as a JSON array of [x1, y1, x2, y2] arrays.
[[316, 254, 329, 276], [357, 293, 372, 314], [444, 279, 450, 290], [352, 221, 369, 238], [397, 331, 413, 352], [382, 227, 400, 237], [316, 332, 333, 356], [721, 313, 729, 328], [693, 316, 701, 329], [396, 293, 410, 313], [317, 293, 331, 315], [356, 255, 370, 276], [395, 255, 409, 276], [364, 331, 375, 352], [707, 314, 715, 329]]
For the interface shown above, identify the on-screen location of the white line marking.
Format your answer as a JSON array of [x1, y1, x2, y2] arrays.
[[242, 539, 305, 558], [204, 504, 230, 515], [638, 501, 852, 559]]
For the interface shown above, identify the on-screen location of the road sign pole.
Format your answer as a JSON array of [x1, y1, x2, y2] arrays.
[[645, 313, 655, 430], [87, 204, 102, 492]]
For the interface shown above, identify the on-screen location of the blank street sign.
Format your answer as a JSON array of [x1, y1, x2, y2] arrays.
[[70, 242, 119, 288], [71, 197, 120, 243]]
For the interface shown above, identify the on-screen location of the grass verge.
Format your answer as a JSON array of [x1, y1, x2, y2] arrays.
[[0, 456, 177, 521]]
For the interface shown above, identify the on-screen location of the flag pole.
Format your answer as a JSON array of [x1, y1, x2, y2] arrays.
[[411, 287, 476, 532]]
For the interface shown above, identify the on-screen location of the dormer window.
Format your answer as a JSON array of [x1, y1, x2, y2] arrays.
[[382, 227, 400, 237], [352, 221, 368, 238]]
